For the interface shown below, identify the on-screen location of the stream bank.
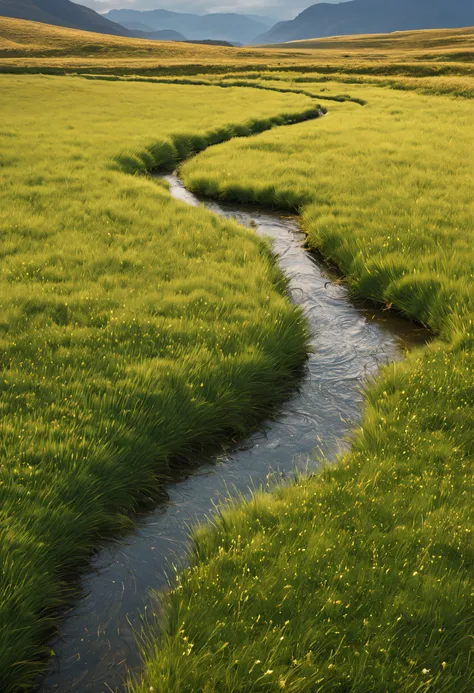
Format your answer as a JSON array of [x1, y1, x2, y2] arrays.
[[38, 175, 427, 693]]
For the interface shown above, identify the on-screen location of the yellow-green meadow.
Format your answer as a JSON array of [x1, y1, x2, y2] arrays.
[[135, 82, 474, 692], [1, 16, 473, 693], [0, 74, 321, 691]]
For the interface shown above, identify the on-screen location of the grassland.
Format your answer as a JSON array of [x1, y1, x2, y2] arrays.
[[1, 16, 474, 83], [0, 73, 326, 692], [131, 62, 474, 693], [2, 15, 472, 104], [181, 85, 473, 326], [1, 16, 474, 693]]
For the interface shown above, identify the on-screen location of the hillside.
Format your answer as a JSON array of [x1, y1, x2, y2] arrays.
[[105, 8, 268, 45], [0, 0, 131, 37], [260, 24, 474, 55], [258, 0, 474, 44], [0, 16, 267, 65]]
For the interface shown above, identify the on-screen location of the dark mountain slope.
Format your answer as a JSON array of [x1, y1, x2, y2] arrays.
[[105, 8, 267, 44], [258, 0, 474, 44], [0, 0, 131, 36]]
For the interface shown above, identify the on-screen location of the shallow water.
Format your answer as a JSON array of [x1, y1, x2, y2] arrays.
[[37, 176, 428, 693]]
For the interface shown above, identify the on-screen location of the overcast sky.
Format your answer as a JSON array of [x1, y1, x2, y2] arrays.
[[79, 0, 341, 21]]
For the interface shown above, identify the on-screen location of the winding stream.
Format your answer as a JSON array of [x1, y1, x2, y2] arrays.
[[38, 176, 427, 693]]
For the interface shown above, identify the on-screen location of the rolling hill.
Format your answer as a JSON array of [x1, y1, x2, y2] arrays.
[[257, 0, 474, 44], [0, 15, 260, 65], [0, 0, 131, 36], [105, 9, 269, 45]]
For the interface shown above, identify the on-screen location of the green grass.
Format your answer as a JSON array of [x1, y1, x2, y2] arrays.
[[216, 71, 474, 100], [132, 83, 474, 691], [0, 74, 326, 692], [181, 84, 473, 334], [2, 19, 474, 693]]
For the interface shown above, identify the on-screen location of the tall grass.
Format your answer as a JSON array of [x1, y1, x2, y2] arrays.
[[2, 20, 474, 691], [0, 75, 324, 692], [133, 82, 474, 691], [182, 83, 473, 335]]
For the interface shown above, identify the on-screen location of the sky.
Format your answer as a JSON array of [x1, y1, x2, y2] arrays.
[[78, 0, 341, 21]]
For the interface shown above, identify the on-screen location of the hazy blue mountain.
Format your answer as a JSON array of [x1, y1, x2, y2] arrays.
[[257, 0, 474, 44], [105, 8, 268, 44], [118, 19, 152, 33], [133, 28, 188, 41], [0, 0, 131, 36], [244, 14, 279, 27]]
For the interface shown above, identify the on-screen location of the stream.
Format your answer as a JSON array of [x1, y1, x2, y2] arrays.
[[37, 175, 428, 693]]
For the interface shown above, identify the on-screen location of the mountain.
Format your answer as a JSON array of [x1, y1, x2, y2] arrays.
[[257, 0, 474, 44], [105, 9, 268, 44], [244, 14, 279, 27], [0, 0, 132, 36], [118, 20, 152, 33], [130, 28, 188, 42]]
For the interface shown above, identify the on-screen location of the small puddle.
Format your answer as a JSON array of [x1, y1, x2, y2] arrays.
[[37, 176, 428, 693]]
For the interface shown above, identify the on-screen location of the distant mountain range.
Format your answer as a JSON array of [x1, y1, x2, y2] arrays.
[[244, 15, 278, 27], [137, 28, 186, 41], [0, 0, 131, 36], [104, 8, 270, 45], [0, 1, 274, 44], [257, 0, 474, 44]]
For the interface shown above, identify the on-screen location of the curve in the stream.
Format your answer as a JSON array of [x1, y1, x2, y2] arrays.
[[37, 176, 427, 693]]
